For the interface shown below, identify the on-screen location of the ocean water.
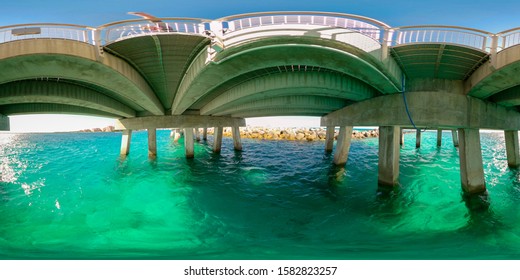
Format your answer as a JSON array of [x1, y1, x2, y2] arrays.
[[0, 129, 519, 260]]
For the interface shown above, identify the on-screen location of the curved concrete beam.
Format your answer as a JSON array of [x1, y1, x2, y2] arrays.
[[214, 95, 348, 117], [200, 71, 376, 115], [235, 108, 331, 118], [173, 43, 400, 115], [0, 103, 120, 118], [467, 45, 520, 99], [0, 81, 135, 118], [0, 39, 164, 115]]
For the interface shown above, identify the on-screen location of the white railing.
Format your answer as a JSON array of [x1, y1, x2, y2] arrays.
[[217, 12, 389, 42], [0, 23, 93, 44], [390, 26, 494, 52], [98, 18, 209, 44], [499, 28, 520, 50]]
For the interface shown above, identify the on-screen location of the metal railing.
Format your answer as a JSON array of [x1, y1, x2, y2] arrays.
[[390, 26, 494, 52], [498, 27, 520, 50], [0, 23, 94, 44], [217, 12, 389, 42], [97, 18, 209, 44], [3, 14, 520, 55]]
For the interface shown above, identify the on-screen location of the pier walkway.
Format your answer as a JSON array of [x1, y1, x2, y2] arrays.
[[2, 12, 520, 202]]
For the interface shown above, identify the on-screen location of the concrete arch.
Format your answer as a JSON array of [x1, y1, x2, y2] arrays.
[[467, 45, 520, 99], [0, 39, 164, 115], [0, 103, 120, 118], [0, 81, 135, 118], [172, 42, 401, 115], [200, 71, 376, 115]]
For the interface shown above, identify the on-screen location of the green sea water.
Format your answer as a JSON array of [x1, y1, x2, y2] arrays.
[[0, 129, 519, 259]]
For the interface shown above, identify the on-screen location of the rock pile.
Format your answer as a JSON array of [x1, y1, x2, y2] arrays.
[[78, 126, 115, 133], [206, 127, 378, 141]]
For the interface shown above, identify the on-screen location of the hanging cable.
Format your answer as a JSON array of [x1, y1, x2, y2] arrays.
[[401, 74, 427, 131]]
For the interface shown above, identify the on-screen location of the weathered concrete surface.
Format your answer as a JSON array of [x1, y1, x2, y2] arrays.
[[505, 130, 520, 167], [115, 115, 245, 130], [325, 126, 335, 153], [416, 129, 421, 148], [378, 126, 400, 186], [232, 126, 242, 151], [213, 126, 223, 153], [321, 91, 520, 130], [452, 130, 459, 147], [333, 126, 353, 165], [458, 128, 486, 194], [148, 128, 157, 158], [466, 44, 520, 99], [184, 128, 194, 158]]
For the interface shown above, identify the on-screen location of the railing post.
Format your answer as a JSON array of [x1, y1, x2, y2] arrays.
[[490, 34, 499, 69], [381, 28, 391, 60]]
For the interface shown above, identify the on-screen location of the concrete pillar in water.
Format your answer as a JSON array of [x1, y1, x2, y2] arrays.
[[120, 129, 132, 156], [148, 128, 157, 158], [416, 129, 421, 148], [458, 128, 486, 194], [378, 126, 400, 187], [213, 126, 223, 153], [452, 130, 459, 147], [325, 126, 335, 153], [173, 129, 181, 143], [203, 127, 208, 141], [194, 128, 201, 142], [437, 129, 442, 147], [504, 130, 520, 168], [400, 128, 404, 146], [232, 126, 242, 151], [184, 128, 194, 158], [333, 126, 353, 165]]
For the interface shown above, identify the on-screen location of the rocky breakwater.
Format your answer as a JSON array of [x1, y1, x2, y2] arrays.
[[208, 127, 379, 141]]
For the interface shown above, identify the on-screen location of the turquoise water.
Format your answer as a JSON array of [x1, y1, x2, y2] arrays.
[[1, 130, 520, 259]]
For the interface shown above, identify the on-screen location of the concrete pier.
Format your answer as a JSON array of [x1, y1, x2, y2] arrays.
[[400, 128, 404, 146], [505, 130, 520, 168], [203, 127, 208, 141], [148, 128, 157, 158], [232, 126, 242, 151], [416, 129, 421, 148], [184, 128, 194, 158], [452, 130, 459, 147], [458, 128, 486, 194], [120, 129, 132, 156], [333, 126, 353, 165], [437, 129, 442, 147], [325, 126, 335, 153], [378, 126, 400, 187], [195, 128, 201, 142], [213, 126, 223, 153], [173, 129, 181, 142]]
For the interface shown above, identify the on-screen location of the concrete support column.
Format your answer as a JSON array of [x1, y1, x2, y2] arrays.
[[504, 130, 520, 168], [194, 128, 201, 142], [416, 129, 421, 148], [378, 126, 400, 187], [452, 130, 459, 147], [148, 128, 157, 158], [458, 128, 486, 194], [213, 127, 223, 153], [325, 126, 335, 153], [184, 128, 195, 158], [437, 129, 442, 147], [203, 127, 208, 141], [173, 129, 181, 143], [333, 126, 353, 165], [400, 128, 404, 146], [232, 126, 243, 151], [120, 129, 132, 156]]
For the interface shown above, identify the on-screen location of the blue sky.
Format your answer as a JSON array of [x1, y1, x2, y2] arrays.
[[4, 0, 520, 131]]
